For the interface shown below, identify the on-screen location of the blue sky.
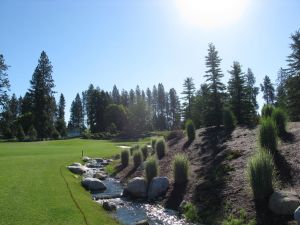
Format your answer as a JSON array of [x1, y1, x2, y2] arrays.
[[1, 0, 299, 121]]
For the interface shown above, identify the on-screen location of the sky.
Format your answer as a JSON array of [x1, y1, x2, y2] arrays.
[[1, 0, 300, 121]]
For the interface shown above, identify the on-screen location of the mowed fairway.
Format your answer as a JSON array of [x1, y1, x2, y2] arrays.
[[0, 139, 121, 225]]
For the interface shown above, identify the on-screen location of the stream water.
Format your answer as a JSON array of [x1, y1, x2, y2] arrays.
[[83, 158, 191, 225]]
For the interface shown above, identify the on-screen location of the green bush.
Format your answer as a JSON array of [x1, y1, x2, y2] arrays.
[[121, 149, 129, 167], [151, 138, 157, 149], [141, 145, 148, 160], [27, 126, 37, 141], [261, 104, 274, 118], [16, 124, 25, 141], [173, 154, 189, 184], [222, 209, 256, 225], [185, 119, 195, 141], [183, 202, 199, 222], [130, 144, 139, 155], [223, 109, 236, 131], [133, 150, 143, 168], [271, 108, 287, 136], [155, 139, 166, 159], [259, 117, 278, 152], [52, 128, 60, 140], [145, 157, 158, 183], [247, 149, 274, 203]]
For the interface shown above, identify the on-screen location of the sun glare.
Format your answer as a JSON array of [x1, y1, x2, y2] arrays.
[[175, 0, 250, 29]]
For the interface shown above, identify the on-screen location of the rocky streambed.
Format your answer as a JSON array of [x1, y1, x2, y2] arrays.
[[68, 157, 191, 225]]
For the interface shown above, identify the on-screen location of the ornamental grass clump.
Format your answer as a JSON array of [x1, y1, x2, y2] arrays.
[[185, 119, 195, 141], [145, 157, 158, 183], [247, 149, 275, 203], [261, 104, 274, 118], [141, 145, 148, 160], [133, 150, 143, 168], [151, 138, 157, 149], [259, 117, 278, 153], [271, 107, 287, 137], [121, 149, 129, 167], [130, 144, 139, 155], [155, 139, 166, 159], [173, 154, 189, 184]]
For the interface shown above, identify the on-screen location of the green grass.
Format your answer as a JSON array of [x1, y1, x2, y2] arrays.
[[0, 138, 122, 225]]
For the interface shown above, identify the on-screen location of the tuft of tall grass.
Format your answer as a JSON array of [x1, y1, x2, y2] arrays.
[[261, 104, 274, 118], [223, 109, 236, 131], [144, 157, 158, 183], [259, 117, 278, 153], [247, 149, 275, 203], [155, 139, 166, 159], [271, 108, 287, 137], [141, 145, 148, 160], [185, 119, 196, 141], [120, 149, 129, 167], [130, 144, 139, 155], [133, 150, 143, 168], [151, 139, 157, 149], [173, 154, 189, 184]]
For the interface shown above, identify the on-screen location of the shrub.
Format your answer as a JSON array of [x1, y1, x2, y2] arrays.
[[121, 149, 129, 167], [133, 150, 143, 168], [261, 104, 274, 118], [259, 117, 278, 152], [247, 149, 274, 203], [223, 109, 236, 131], [130, 144, 139, 155], [173, 154, 189, 184], [155, 139, 166, 159], [52, 128, 60, 140], [28, 126, 37, 141], [151, 138, 157, 149], [166, 130, 184, 141], [141, 145, 148, 160], [183, 202, 199, 222], [185, 119, 195, 141], [271, 108, 287, 136], [145, 157, 158, 183], [16, 124, 25, 141]]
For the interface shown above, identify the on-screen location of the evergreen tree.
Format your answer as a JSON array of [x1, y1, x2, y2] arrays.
[[69, 93, 84, 130], [146, 88, 152, 108], [260, 75, 275, 105], [181, 77, 195, 120], [129, 89, 135, 105], [169, 88, 181, 129], [204, 43, 225, 127], [275, 68, 288, 108], [0, 54, 10, 108], [157, 83, 166, 130], [287, 30, 300, 76], [286, 72, 300, 121], [120, 89, 129, 107], [29, 51, 55, 138], [112, 85, 120, 104], [245, 68, 259, 112], [56, 93, 67, 137]]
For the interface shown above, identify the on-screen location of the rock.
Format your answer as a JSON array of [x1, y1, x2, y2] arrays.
[[102, 201, 116, 211], [82, 156, 90, 162], [71, 162, 82, 167], [67, 166, 87, 175], [269, 190, 300, 215], [94, 172, 107, 180], [148, 177, 169, 200], [135, 220, 149, 225], [294, 206, 300, 223], [95, 158, 103, 163], [102, 160, 109, 166], [81, 177, 107, 191], [124, 177, 147, 198]]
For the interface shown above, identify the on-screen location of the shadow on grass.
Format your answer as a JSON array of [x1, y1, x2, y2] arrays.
[[165, 182, 187, 210]]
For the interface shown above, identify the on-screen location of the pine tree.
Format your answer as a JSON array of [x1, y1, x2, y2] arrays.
[[112, 85, 120, 104], [129, 89, 135, 105], [120, 89, 129, 107], [169, 88, 181, 129], [275, 68, 288, 109], [181, 77, 195, 120], [204, 43, 225, 127], [157, 83, 166, 130], [56, 93, 67, 137], [287, 30, 300, 76], [69, 93, 84, 130], [29, 51, 55, 139], [0, 54, 10, 108], [260, 75, 275, 105]]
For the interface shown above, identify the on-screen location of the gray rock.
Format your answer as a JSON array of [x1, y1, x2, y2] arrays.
[[269, 190, 300, 215], [81, 177, 107, 191], [135, 220, 149, 225], [124, 177, 147, 198], [148, 176, 169, 200], [95, 158, 103, 163], [67, 166, 87, 175], [102, 201, 116, 211], [82, 156, 90, 162], [94, 172, 107, 180], [70, 162, 82, 167], [294, 206, 300, 224]]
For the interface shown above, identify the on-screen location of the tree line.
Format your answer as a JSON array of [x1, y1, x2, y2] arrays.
[[0, 29, 299, 140]]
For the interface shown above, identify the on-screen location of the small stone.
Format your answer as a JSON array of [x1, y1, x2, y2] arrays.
[[102, 201, 116, 211], [82, 156, 90, 162], [67, 166, 87, 175], [94, 172, 107, 180], [135, 220, 149, 225]]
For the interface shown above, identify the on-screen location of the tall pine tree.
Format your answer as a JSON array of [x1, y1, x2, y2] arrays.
[[0, 54, 10, 108], [260, 75, 275, 105], [181, 77, 195, 120]]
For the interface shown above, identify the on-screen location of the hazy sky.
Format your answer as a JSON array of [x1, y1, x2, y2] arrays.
[[1, 0, 299, 120]]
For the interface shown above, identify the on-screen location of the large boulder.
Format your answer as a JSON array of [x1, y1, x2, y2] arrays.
[[70, 162, 82, 167], [81, 177, 107, 191], [269, 190, 300, 215], [294, 206, 300, 224], [124, 177, 147, 198], [67, 165, 87, 175], [148, 176, 169, 200]]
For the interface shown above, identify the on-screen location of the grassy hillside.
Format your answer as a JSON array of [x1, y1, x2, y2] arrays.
[[0, 138, 124, 225]]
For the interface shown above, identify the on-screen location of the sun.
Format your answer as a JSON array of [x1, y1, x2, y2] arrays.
[[175, 0, 250, 29]]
